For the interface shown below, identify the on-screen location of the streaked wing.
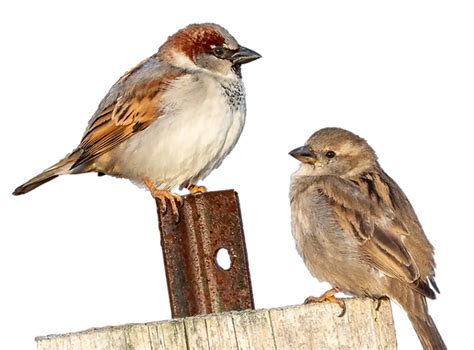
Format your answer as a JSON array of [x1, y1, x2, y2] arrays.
[[71, 59, 181, 169], [317, 174, 434, 298]]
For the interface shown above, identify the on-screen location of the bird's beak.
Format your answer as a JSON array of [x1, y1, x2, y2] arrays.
[[289, 145, 316, 163], [231, 46, 261, 65]]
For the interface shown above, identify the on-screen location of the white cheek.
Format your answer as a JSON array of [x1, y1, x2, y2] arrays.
[[170, 51, 198, 70]]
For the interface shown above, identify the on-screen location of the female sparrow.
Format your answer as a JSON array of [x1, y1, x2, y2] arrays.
[[289, 127, 445, 350], [13, 23, 260, 219]]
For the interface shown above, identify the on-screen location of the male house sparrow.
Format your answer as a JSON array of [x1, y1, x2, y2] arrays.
[[13, 23, 260, 218], [289, 128, 445, 350]]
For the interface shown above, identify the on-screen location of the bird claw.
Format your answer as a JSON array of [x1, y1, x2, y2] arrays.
[[156, 191, 182, 222], [304, 288, 346, 317], [175, 195, 184, 207], [187, 184, 207, 194], [375, 296, 389, 311], [144, 178, 182, 222]]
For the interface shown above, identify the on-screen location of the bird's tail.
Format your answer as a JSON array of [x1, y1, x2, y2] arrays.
[[13, 151, 80, 195], [391, 279, 447, 350], [408, 311, 447, 350]]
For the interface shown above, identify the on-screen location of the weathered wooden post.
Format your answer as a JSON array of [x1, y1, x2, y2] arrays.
[[35, 190, 398, 349]]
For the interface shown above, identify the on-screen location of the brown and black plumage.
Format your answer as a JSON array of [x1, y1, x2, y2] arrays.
[[13, 23, 261, 219], [290, 127, 445, 350]]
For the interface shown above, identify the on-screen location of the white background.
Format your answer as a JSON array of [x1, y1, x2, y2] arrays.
[[1, 1, 473, 349]]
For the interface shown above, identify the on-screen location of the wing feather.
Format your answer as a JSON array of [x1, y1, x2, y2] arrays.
[[317, 174, 435, 298], [71, 60, 181, 169]]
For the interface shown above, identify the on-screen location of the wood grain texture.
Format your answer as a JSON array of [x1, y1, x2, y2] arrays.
[[36, 298, 397, 350]]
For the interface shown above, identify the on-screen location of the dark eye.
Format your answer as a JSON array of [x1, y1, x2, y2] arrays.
[[212, 46, 225, 58], [325, 150, 336, 158]]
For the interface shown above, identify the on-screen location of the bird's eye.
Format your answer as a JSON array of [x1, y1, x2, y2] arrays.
[[212, 46, 225, 58], [325, 150, 336, 159]]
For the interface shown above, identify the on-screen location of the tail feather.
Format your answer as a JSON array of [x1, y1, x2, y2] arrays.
[[13, 152, 80, 195], [408, 312, 447, 350], [391, 279, 447, 350]]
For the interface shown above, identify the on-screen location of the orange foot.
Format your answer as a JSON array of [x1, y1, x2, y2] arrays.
[[144, 178, 183, 222], [305, 288, 346, 317], [187, 184, 207, 194]]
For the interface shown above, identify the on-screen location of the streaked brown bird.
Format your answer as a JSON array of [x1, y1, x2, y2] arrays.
[[289, 127, 445, 350]]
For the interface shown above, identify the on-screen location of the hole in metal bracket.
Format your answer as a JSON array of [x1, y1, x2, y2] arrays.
[[215, 248, 232, 271]]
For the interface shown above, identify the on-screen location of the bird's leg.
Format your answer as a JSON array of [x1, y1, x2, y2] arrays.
[[144, 178, 183, 221], [187, 184, 207, 194], [375, 296, 389, 311], [305, 288, 346, 317]]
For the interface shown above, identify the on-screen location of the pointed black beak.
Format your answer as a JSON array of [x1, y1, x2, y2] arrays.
[[289, 145, 316, 163], [231, 46, 261, 65]]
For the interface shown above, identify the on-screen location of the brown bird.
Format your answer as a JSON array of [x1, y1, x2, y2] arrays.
[[289, 127, 445, 350], [13, 23, 260, 219]]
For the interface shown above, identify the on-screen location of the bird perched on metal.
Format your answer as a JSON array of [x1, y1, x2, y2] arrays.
[[289, 127, 445, 350], [13, 23, 260, 219]]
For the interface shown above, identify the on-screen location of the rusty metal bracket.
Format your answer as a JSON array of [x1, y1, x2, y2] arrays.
[[156, 190, 254, 318]]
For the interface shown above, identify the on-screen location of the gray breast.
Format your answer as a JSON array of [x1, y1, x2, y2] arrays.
[[290, 176, 376, 293]]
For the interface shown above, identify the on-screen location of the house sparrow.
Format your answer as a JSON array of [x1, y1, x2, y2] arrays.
[[289, 127, 445, 350], [13, 23, 260, 219]]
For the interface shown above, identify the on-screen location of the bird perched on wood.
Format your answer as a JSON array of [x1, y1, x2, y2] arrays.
[[13, 23, 260, 219], [289, 127, 445, 350]]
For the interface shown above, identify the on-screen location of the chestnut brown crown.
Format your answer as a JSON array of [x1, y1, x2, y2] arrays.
[[158, 23, 261, 76]]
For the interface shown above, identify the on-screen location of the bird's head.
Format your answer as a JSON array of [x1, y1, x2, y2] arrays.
[[289, 127, 378, 178], [158, 23, 261, 78]]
